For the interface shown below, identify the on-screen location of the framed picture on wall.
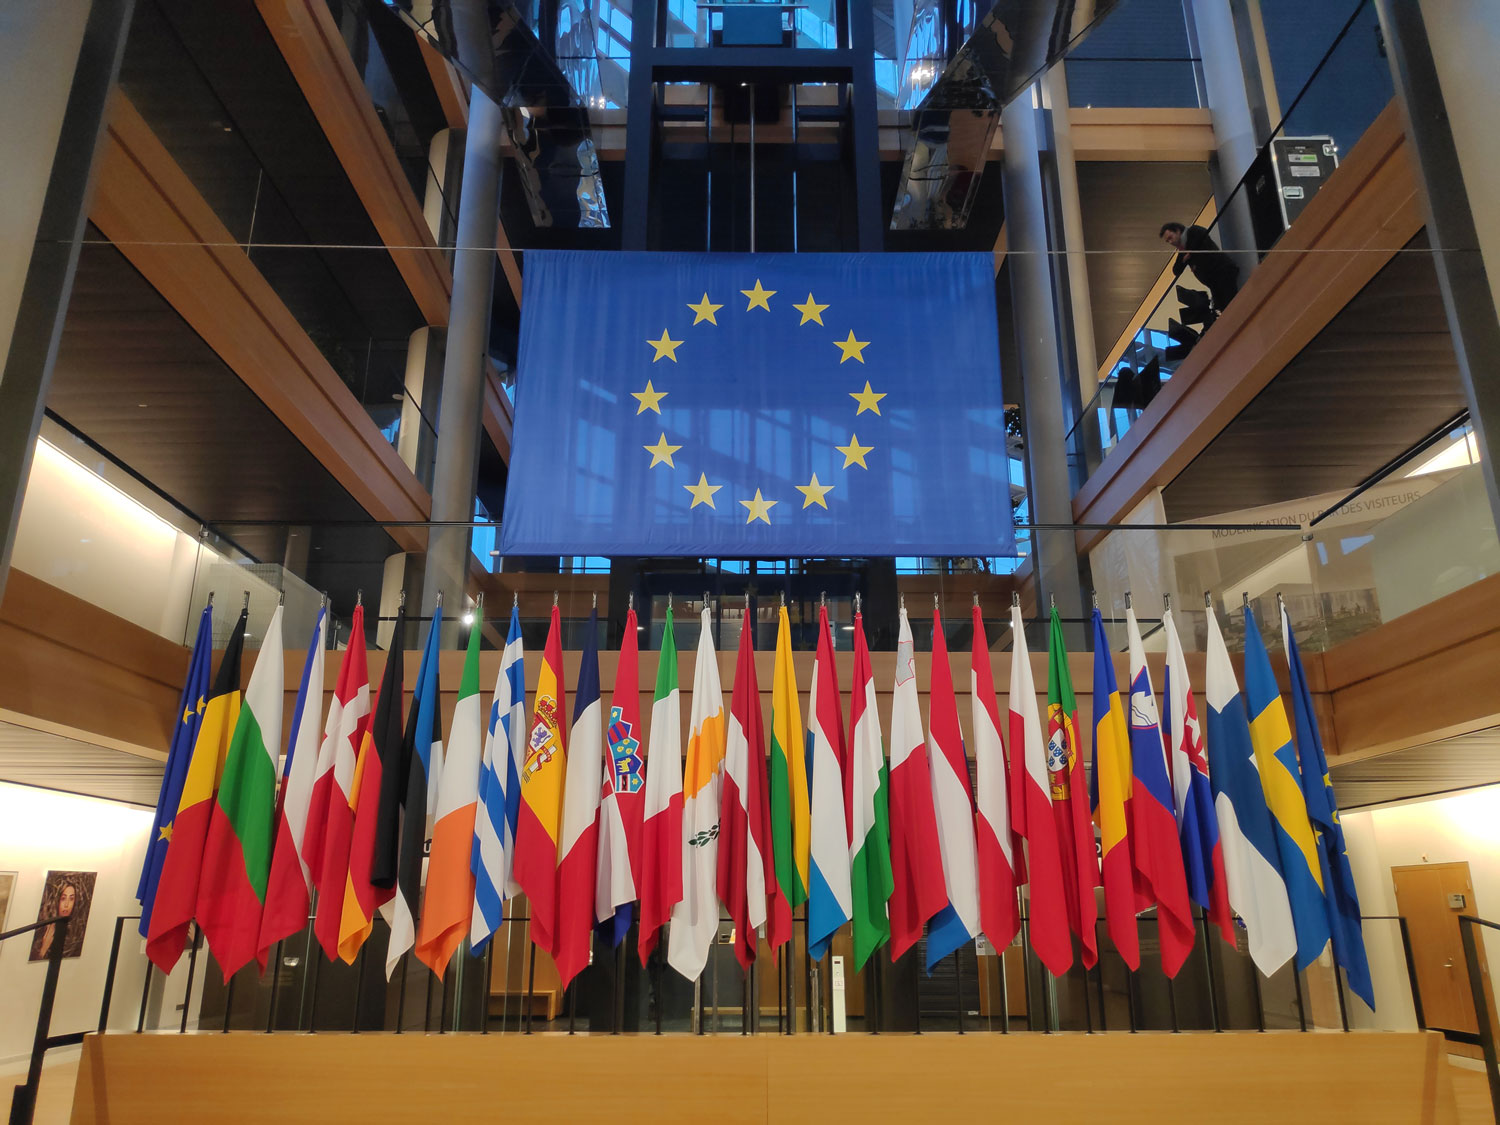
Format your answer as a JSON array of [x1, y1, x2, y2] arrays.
[[28, 870, 96, 961], [0, 871, 16, 933]]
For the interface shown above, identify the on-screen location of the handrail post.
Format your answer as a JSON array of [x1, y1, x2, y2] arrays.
[[1397, 916, 1427, 1029], [1458, 915, 1500, 1123], [98, 915, 128, 1033], [9, 913, 69, 1125]]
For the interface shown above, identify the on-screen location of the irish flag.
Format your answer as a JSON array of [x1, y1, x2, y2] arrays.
[[515, 603, 568, 957], [638, 605, 683, 965], [769, 605, 810, 923], [555, 609, 604, 990], [807, 604, 851, 961], [972, 606, 1019, 957], [197, 605, 286, 979], [848, 608, 892, 970]]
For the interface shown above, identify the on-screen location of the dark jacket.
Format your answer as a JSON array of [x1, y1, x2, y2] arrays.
[[1171, 224, 1238, 287]]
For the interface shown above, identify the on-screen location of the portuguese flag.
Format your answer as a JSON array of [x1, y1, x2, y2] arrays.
[[197, 605, 286, 980]]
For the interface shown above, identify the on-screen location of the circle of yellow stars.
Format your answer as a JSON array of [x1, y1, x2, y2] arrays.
[[634, 279, 883, 523]]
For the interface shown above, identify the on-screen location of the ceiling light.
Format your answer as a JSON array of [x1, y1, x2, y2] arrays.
[[462, 612, 475, 626]]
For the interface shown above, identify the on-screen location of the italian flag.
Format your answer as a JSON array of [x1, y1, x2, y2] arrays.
[[196, 605, 286, 980], [847, 609, 892, 969]]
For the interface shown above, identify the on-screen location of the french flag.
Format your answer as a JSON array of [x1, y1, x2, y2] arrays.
[[555, 609, 604, 990], [925, 609, 980, 972]]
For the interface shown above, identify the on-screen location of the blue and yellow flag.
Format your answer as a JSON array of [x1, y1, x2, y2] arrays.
[[1242, 606, 1330, 971], [136, 604, 214, 937], [501, 252, 1015, 557]]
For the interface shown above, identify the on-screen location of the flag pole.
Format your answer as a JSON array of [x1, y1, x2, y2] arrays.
[[481, 942, 493, 1034], [1199, 911, 1222, 1031], [265, 940, 283, 1033], [525, 939, 537, 1034]]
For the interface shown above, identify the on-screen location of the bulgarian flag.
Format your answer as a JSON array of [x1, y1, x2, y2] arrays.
[[196, 605, 286, 979], [145, 608, 248, 973], [886, 606, 947, 962], [769, 605, 810, 923], [515, 603, 568, 957], [597, 606, 644, 946], [972, 606, 1020, 957], [416, 600, 486, 978], [1046, 607, 1100, 970], [847, 607, 892, 970], [555, 609, 604, 990], [638, 605, 683, 965]]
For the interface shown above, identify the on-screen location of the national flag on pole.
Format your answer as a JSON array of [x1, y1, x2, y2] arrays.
[[1204, 607, 1296, 976], [1046, 607, 1099, 970], [387, 604, 443, 979], [1124, 606, 1195, 978], [1007, 604, 1072, 975], [333, 605, 402, 963], [848, 608, 893, 970], [515, 603, 568, 958], [638, 605, 683, 965], [668, 605, 725, 982], [1162, 605, 1235, 947], [925, 609, 981, 972], [1281, 600, 1373, 1007], [597, 606, 644, 946], [1089, 608, 1139, 970], [1243, 605, 1330, 971], [887, 606, 947, 962], [471, 605, 526, 955], [973, 605, 1020, 959], [718, 615, 784, 968], [197, 606, 285, 978], [138, 604, 213, 939], [257, 604, 328, 960], [770, 605, 810, 921], [556, 609, 604, 989], [416, 601, 485, 978], [807, 604, 852, 962], [145, 608, 247, 973]]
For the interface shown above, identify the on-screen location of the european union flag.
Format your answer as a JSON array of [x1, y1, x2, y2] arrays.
[[501, 252, 1016, 557]]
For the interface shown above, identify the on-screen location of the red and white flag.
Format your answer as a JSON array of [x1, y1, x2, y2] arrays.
[[971, 604, 1019, 954], [637, 606, 683, 965], [597, 607, 645, 945]]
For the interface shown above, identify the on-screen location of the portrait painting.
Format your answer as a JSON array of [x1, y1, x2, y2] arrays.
[[29, 870, 96, 961]]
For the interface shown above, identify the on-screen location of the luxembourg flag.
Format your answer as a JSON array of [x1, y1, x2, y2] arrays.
[[638, 605, 683, 965], [1124, 606, 1196, 978], [470, 605, 525, 955], [555, 609, 603, 990], [807, 604, 852, 962], [971, 606, 1020, 956], [1162, 604, 1235, 947], [925, 609, 981, 972], [597, 605, 644, 946]]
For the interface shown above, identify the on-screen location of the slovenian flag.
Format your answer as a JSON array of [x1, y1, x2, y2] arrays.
[[807, 604, 852, 961], [515, 603, 568, 958], [470, 605, 526, 955], [597, 605, 644, 946], [638, 605, 683, 965], [925, 609, 980, 972], [556, 609, 604, 990], [848, 608, 893, 969], [973, 606, 1020, 957], [1090, 608, 1140, 970]]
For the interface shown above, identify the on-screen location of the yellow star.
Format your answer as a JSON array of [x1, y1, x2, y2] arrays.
[[684, 473, 722, 509], [849, 381, 886, 415], [687, 293, 722, 325], [836, 433, 874, 469], [644, 433, 682, 468], [195, 695, 206, 715], [182, 706, 195, 723], [632, 380, 668, 415], [741, 279, 776, 311], [834, 330, 869, 363], [793, 293, 829, 325], [795, 472, 834, 509], [647, 329, 683, 362], [158, 824, 172, 842], [739, 489, 778, 524]]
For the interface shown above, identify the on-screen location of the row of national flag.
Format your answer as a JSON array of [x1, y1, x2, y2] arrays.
[[136, 593, 1370, 1009]]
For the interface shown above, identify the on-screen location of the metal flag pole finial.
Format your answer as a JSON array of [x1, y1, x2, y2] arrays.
[[553, 591, 559, 608], [899, 592, 906, 612], [1091, 590, 1099, 610], [436, 591, 444, 609], [703, 590, 711, 613], [356, 589, 363, 608], [854, 592, 862, 615], [1276, 590, 1285, 609], [667, 591, 672, 610], [933, 593, 939, 610], [1050, 592, 1056, 611], [1164, 592, 1172, 612], [972, 591, 979, 608], [780, 591, 786, 608], [592, 592, 597, 610], [820, 591, 826, 610], [242, 590, 251, 611], [513, 592, 519, 608], [1242, 591, 1250, 609], [399, 589, 406, 609], [1011, 591, 1020, 608], [1124, 590, 1133, 611], [207, 590, 215, 608], [476, 591, 485, 611], [277, 588, 286, 608], [1204, 590, 1213, 609], [629, 591, 634, 612]]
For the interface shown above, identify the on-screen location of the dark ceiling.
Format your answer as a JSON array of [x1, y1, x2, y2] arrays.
[[1162, 233, 1468, 521], [1332, 727, 1500, 809]]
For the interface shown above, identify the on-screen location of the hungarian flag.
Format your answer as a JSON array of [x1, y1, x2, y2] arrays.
[[769, 605, 810, 924], [638, 605, 683, 965], [925, 609, 980, 971], [387, 604, 443, 980], [1046, 607, 1099, 970], [1089, 607, 1140, 970], [887, 607, 947, 962], [597, 606, 644, 946], [807, 605, 851, 961], [667, 605, 725, 983], [145, 608, 247, 973], [515, 603, 568, 957], [416, 602, 485, 978], [555, 609, 604, 990], [257, 604, 328, 961], [1007, 603, 1071, 975], [972, 605, 1020, 958], [1162, 604, 1235, 948], [138, 603, 213, 939], [309, 605, 372, 962], [1124, 606, 1195, 978], [848, 608, 892, 970], [471, 605, 526, 954], [333, 605, 403, 964]]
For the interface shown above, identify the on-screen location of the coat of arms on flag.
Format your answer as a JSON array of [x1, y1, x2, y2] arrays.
[[608, 707, 644, 795]]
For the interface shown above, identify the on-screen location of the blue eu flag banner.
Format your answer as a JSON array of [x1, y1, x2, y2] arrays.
[[501, 252, 1016, 557]]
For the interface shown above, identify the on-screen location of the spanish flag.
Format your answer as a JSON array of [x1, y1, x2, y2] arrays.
[[514, 603, 568, 957]]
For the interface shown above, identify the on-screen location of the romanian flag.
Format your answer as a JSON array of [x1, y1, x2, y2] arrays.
[[807, 605, 851, 961], [197, 606, 286, 979], [973, 606, 1020, 959], [1045, 608, 1099, 970], [1089, 608, 1139, 970], [769, 605, 810, 920], [333, 605, 402, 964], [638, 606, 683, 965], [848, 608, 893, 970], [416, 602, 485, 978], [555, 609, 604, 989], [516, 604, 568, 957], [145, 608, 247, 973], [925, 609, 980, 971], [597, 606, 644, 946], [1243, 605, 1330, 970], [887, 607, 947, 962]]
